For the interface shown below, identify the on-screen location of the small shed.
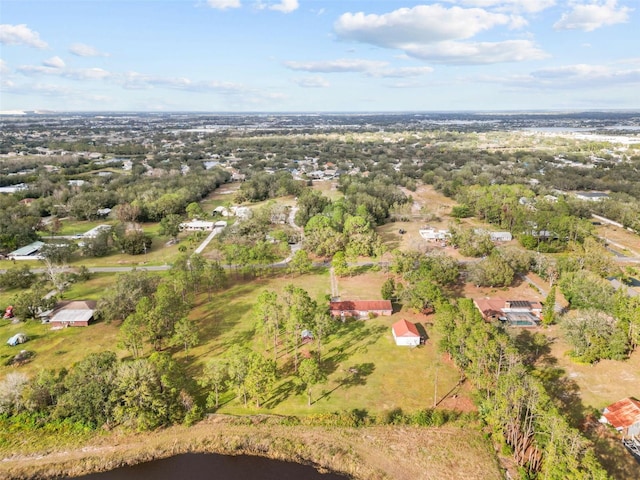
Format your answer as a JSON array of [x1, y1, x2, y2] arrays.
[[392, 319, 422, 347]]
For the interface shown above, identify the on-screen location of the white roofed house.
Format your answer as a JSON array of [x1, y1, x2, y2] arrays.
[[7, 241, 45, 260], [45, 300, 97, 327], [179, 220, 215, 232]]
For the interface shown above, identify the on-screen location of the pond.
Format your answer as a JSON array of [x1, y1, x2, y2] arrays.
[[71, 453, 349, 480]]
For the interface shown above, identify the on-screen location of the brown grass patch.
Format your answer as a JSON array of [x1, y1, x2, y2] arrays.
[[0, 416, 501, 480]]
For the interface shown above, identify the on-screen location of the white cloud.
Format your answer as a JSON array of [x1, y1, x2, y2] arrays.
[[292, 76, 330, 88], [284, 59, 388, 73], [404, 39, 547, 64], [554, 0, 632, 32], [43, 56, 65, 69], [449, 0, 556, 14], [284, 59, 434, 79], [531, 64, 640, 85], [68, 68, 111, 80], [69, 43, 109, 57], [482, 63, 640, 89], [367, 66, 434, 78], [267, 0, 299, 13], [0, 24, 48, 49], [334, 5, 514, 46], [207, 0, 241, 9], [333, 5, 538, 64], [0, 59, 10, 75]]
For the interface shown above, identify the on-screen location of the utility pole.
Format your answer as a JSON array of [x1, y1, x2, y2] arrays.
[[433, 362, 439, 408]]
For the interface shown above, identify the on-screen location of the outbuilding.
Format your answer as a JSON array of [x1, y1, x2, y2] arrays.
[[392, 319, 422, 347]]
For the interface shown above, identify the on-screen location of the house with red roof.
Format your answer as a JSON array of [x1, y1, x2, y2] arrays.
[[329, 300, 392, 319], [600, 397, 640, 458], [391, 319, 422, 347], [474, 298, 542, 327]]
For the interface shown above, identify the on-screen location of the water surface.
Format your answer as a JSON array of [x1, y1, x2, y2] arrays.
[[71, 453, 349, 480]]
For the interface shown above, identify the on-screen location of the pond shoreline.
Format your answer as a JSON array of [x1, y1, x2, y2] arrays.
[[0, 415, 502, 480]]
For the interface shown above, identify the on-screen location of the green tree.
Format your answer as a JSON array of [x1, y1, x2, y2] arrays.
[[226, 345, 252, 406], [159, 214, 183, 241], [562, 310, 629, 363], [298, 357, 325, 406], [185, 202, 205, 220], [467, 252, 514, 287], [118, 298, 150, 358], [56, 351, 118, 428], [381, 277, 396, 301], [0, 265, 36, 289], [96, 269, 159, 323], [11, 283, 56, 320], [199, 358, 229, 409], [171, 317, 199, 353], [288, 249, 313, 276], [541, 285, 557, 326], [282, 284, 316, 372], [112, 355, 187, 430], [245, 353, 277, 408], [332, 250, 350, 277]]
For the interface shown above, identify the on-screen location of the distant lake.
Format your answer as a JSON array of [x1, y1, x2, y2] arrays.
[[71, 453, 349, 480]]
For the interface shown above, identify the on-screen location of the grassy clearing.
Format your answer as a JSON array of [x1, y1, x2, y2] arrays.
[[0, 317, 124, 377], [0, 417, 501, 480], [179, 270, 465, 417]]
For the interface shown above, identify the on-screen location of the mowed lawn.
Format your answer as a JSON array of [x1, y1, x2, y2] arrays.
[[0, 273, 127, 376], [181, 270, 465, 416]]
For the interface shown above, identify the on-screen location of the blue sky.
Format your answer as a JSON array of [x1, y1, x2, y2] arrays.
[[1, 0, 638, 112]]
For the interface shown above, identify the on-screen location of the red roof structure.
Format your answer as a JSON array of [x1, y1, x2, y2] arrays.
[[329, 300, 393, 318], [392, 319, 420, 338], [602, 397, 640, 430]]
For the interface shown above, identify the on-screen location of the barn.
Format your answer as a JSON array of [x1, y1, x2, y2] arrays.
[[392, 319, 422, 347]]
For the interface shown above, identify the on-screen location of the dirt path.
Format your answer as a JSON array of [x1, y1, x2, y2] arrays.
[[0, 418, 502, 480]]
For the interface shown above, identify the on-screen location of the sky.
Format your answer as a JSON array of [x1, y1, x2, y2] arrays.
[[0, 0, 638, 112]]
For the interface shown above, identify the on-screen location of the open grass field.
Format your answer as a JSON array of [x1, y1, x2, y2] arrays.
[[175, 270, 469, 417], [596, 223, 640, 257], [0, 317, 124, 377], [311, 180, 343, 201]]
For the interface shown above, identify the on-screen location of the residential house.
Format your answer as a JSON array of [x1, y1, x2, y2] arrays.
[[329, 300, 393, 319], [600, 397, 640, 458], [419, 228, 450, 242], [46, 300, 97, 327], [7, 241, 45, 260], [575, 191, 610, 202], [474, 298, 542, 327], [179, 220, 215, 232]]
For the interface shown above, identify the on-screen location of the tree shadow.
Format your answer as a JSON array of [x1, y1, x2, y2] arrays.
[[513, 329, 552, 366], [341, 362, 375, 387], [263, 378, 303, 408], [315, 362, 376, 403], [535, 366, 585, 428]]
